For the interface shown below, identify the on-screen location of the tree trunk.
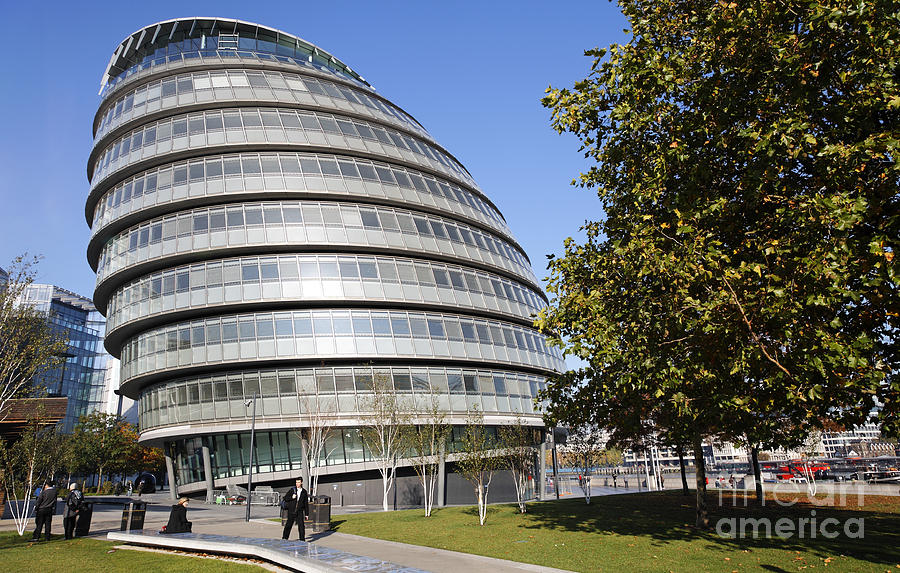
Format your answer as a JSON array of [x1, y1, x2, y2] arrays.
[[514, 472, 526, 512], [425, 470, 435, 517], [691, 432, 709, 529], [477, 487, 485, 525], [750, 445, 763, 506], [677, 443, 689, 496]]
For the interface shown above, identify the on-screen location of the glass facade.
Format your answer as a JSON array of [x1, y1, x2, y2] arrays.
[[140, 366, 547, 432], [101, 19, 370, 98], [172, 424, 511, 486], [118, 309, 559, 381], [94, 199, 536, 285], [89, 152, 509, 241], [88, 18, 562, 491], [88, 106, 477, 192], [105, 254, 545, 332], [18, 285, 111, 433], [95, 69, 430, 144]]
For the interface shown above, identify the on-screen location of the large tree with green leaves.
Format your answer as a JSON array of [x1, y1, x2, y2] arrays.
[[538, 0, 898, 527], [70, 413, 138, 492]]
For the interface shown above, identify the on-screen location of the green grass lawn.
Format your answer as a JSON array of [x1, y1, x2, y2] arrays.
[[0, 531, 265, 572], [332, 491, 900, 572]]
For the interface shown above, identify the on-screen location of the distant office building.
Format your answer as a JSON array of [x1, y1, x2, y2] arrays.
[[15, 283, 113, 432], [86, 18, 563, 502], [822, 423, 882, 457], [623, 442, 749, 469]]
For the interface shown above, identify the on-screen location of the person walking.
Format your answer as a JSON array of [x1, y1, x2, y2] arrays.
[[63, 482, 84, 539], [281, 477, 309, 541], [32, 480, 58, 541], [164, 497, 193, 533]]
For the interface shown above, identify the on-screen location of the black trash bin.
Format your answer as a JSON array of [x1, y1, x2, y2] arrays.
[[306, 495, 331, 534], [74, 502, 93, 536], [121, 501, 147, 531]]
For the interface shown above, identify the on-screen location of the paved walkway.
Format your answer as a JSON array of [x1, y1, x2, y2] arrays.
[[0, 493, 573, 573]]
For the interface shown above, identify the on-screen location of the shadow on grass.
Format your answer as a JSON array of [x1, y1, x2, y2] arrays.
[[0, 531, 68, 549], [520, 491, 900, 567], [456, 505, 505, 523]]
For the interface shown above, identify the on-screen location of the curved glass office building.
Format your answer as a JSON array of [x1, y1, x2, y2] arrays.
[[86, 18, 563, 502]]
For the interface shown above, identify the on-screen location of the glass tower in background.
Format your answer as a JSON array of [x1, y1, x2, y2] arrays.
[[86, 18, 564, 500], [17, 284, 111, 432]]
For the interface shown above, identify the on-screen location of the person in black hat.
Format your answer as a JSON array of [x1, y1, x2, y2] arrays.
[[281, 477, 309, 541]]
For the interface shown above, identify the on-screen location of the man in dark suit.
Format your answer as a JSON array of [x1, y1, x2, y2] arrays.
[[281, 477, 309, 541], [32, 480, 58, 541]]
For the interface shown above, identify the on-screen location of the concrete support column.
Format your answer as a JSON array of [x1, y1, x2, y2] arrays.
[[539, 440, 547, 501], [437, 444, 446, 507], [300, 434, 310, 490], [551, 443, 560, 500], [202, 443, 214, 503], [164, 444, 177, 501]]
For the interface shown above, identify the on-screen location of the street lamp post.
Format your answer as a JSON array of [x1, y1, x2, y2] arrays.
[[245, 392, 257, 522]]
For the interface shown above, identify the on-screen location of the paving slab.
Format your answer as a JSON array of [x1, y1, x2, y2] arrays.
[[108, 531, 426, 573], [2, 494, 573, 573]]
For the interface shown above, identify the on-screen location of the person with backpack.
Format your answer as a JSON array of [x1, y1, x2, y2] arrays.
[[63, 483, 84, 539], [281, 477, 309, 541], [32, 480, 58, 541]]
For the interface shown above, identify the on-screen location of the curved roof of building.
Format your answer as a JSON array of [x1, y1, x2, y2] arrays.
[[100, 17, 370, 91]]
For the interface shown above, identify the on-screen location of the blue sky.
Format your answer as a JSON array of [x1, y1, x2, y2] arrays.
[[0, 0, 627, 300]]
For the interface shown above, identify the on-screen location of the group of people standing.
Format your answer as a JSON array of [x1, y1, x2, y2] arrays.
[[31, 481, 84, 541], [27, 475, 312, 543]]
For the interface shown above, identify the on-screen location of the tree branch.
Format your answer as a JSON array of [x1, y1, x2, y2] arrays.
[[722, 275, 793, 380]]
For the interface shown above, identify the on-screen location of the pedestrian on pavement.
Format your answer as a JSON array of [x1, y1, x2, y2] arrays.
[[281, 477, 309, 541], [63, 482, 84, 539], [164, 497, 193, 533], [32, 480, 59, 541]]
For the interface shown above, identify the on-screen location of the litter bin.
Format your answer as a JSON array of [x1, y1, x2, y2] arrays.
[[306, 495, 331, 534], [121, 501, 147, 531], [74, 502, 93, 536]]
